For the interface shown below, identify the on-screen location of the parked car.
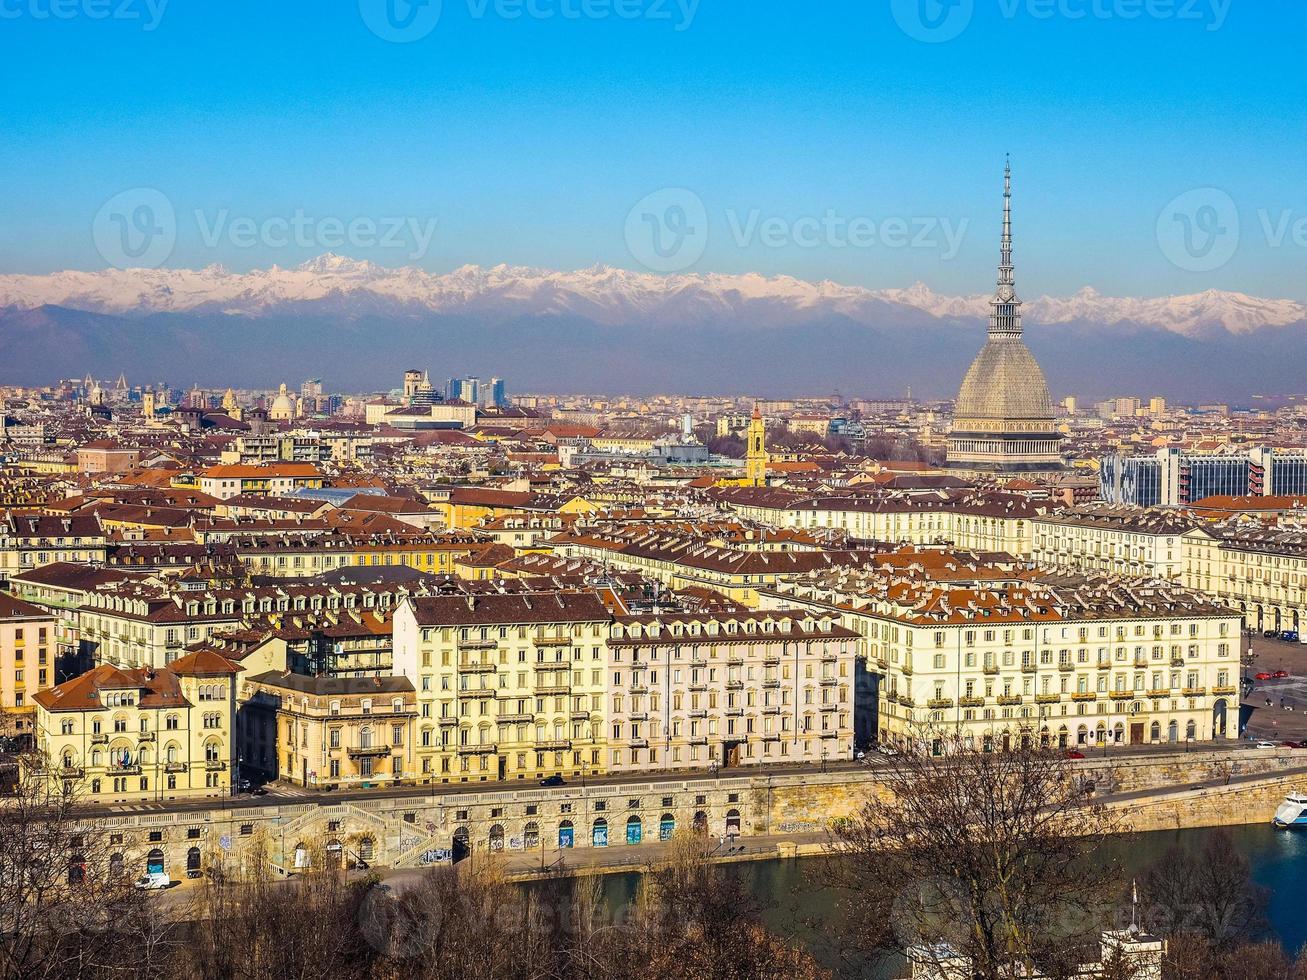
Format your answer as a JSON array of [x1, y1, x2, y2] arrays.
[[1255, 672, 1273, 680], [134, 872, 170, 891], [1064, 749, 1086, 760], [539, 774, 566, 787], [877, 744, 901, 756], [1264, 629, 1281, 638], [1253, 740, 1278, 749], [1274, 670, 1290, 679], [1282, 631, 1300, 643]]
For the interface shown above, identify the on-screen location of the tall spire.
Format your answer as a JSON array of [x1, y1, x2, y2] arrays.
[[990, 154, 1023, 339]]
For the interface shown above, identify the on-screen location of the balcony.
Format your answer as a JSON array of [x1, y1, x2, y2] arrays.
[[820, 676, 837, 687], [819, 703, 838, 712], [628, 738, 649, 749], [895, 694, 916, 708], [534, 635, 573, 647], [1058, 663, 1074, 673], [726, 680, 744, 691], [458, 638, 498, 651], [959, 696, 985, 708], [569, 710, 591, 721], [347, 744, 392, 758], [724, 707, 744, 717], [458, 743, 498, 755], [726, 656, 744, 667], [137, 732, 155, 742], [688, 682, 707, 692], [1035, 694, 1061, 705], [762, 655, 781, 666], [1072, 692, 1097, 702], [457, 661, 496, 674], [203, 760, 227, 772], [58, 766, 85, 779], [1171, 658, 1187, 667], [630, 712, 648, 722], [690, 658, 707, 668], [498, 712, 534, 724], [1109, 690, 1133, 700], [536, 739, 571, 752], [688, 708, 708, 718], [438, 716, 459, 727], [1182, 687, 1207, 697], [983, 665, 999, 675], [763, 679, 781, 689], [1212, 686, 1238, 696], [1146, 689, 1169, 699], [108, 764, 142, 776], [1020, 664, 1037, 674], [763, 705, 782, 715], [457, 688, 493, 700], [996, 695, 1022, 706], [821, 652, 838, 663], [164, 762, 187, 773], [535, 685, 570, 696], [90, 733, 108, 745], [819, 730, 839, 739], [689, 736, 708, 746]]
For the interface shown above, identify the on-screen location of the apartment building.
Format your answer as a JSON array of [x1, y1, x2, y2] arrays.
[[1183, 524, 1307, 633], [771, 573, 1240, 751], [0, 592, 56, 736], [31, 649, 240, 802], [1030, 507, 1196, 581], [238, 672, 417, 788], [0, 513, 107, 581], [392, 592, 613, 783], [605, 610, 858, 773]]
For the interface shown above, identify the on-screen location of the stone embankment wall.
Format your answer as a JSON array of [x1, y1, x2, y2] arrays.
[[65, 748, 1307, 882]]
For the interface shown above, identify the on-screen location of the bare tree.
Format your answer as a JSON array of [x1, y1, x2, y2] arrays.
[[824, 730, 1122, 980], [0, 761, 174, 980]]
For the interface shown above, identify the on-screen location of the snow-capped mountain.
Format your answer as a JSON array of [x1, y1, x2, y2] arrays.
[[0, 254, 1302, 336]]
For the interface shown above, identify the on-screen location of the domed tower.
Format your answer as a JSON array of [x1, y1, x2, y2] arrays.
[[269, 383, 296, 421], [947, 159, 1063, 475]]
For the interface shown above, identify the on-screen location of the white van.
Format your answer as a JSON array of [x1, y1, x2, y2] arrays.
[[134, 871, 170, 891]]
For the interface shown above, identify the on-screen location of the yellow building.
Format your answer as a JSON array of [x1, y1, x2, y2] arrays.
[[745, 404, 768, 487], [238, 671, 417, 789], [31, 649, 241, 802], [0, 592, 56, 737], [392, 592, 612, 783]]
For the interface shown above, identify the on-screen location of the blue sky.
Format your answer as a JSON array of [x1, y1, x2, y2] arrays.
[[1, 0, 1305, 298]]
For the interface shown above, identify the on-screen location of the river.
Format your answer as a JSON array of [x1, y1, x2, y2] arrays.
[[590, 824, 1307, 974]]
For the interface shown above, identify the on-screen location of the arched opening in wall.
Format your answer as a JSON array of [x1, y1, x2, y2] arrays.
[[1295, 610, 1301, 631], [293, 842, 310, 870], [68, 855, 85, 885], [109, 852, 124, 878], [488, 824, 505, 852], [1186, 720, 1197, 741], [592, 818, 609, 847], [1168, 720, 1179, 743], [1274, 609, 1283, 631], [692, 811, 708, 833], [1057, 726, 1068, 749], [626, 815, 642, 845], [186, 846, 201, 874], [557, 820, 574, 849], [452, 826, 470, 863], [1112, 722, 1125, 745], [1076, 725, 1089, 746], [1149, 722, 1161, 743], [145, 848, 165, 876], [358, 837, 375, 863], [523, 822, 539, 849], [725, 809, 741, 836], [1213, 699, 1228, 738], [326, 839, 343, 868], [659, 813, 676, 841]]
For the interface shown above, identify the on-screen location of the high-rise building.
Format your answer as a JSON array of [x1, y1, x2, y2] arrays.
[[1098, 447, 1307, 506], [947, 160, 1064, 475], [489, 377, 506, 408]]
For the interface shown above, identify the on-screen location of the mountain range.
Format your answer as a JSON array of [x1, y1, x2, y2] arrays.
[[2, 255, 1304, 401]]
